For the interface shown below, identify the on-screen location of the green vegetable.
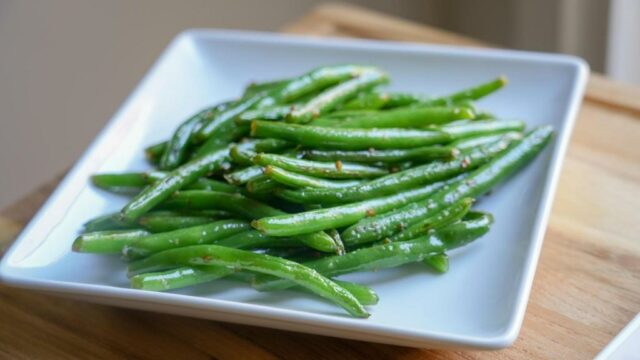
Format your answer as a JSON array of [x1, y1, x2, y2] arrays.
[[92, 171, 237, 194], [341, 126, 553, 244], [120, 145, 233, 222], [253, 153, 387, 179], [253, 213, 493, 291], [287, 68, 388, 123], [388, 197, 474, 243], [130, 245, 370, 317], [301, 145, 458, 164], [251, 121, 451, 150], [279, 133, 519, 205], [124, 219, 251, 259], [315, 106, 475, 128], [162, 191, 340, 253], [263, 166, 363, 189], [72, 229, 151, 254], [160, 101, 232, 170], [251, 179, 453, 237]]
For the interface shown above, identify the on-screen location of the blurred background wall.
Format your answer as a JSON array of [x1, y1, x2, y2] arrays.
[[0, 0, 632, 207]]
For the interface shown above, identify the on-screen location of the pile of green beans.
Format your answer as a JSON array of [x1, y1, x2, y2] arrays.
[[73, 65, 553, 318]]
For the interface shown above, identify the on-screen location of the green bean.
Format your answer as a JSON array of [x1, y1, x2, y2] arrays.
[[230, 139, 292, 166], [251, 179, 452, 237], [246, 176, 279, 194], [278, 65, 381, 104], [130, 266, 376, 304], [83, 213, 136, 232], [120, 145, 232, 222], [287, 69, 389, 123], [92, 171, 237, 194], [72, 229, 151, 254], [251, 121, 451, 150], [83, 210, 231, 233], [340, 91, 389, 110], [145, 141, 167, 165], [243, 79, 289, 98], [332, 280, 378, 306], [123, 219, 251, 259], [224, 166, 263, 185], [162, 191, 339, 253], [301, 145, 458, 164], [263, 166, 363, 189], [342, 92, 424, 110], [192, 124, 248, 158], [450, 131, 522, 151], [214, 230, 302, 249], [388, 197, 474, 243], [131, 266, 232, 291], [442, 119, 525, 140], [195, 91, 268, 142], [424, 253, 449, 273], [236, 105, 294, 123], [253, 213, 492, 291], [417, 76, 507, 106], [138, 213, 224, 233], [279, 133, 518, 205], [160, 101, 233, 170], [316, 106, 475, 128], [133, 245, 369, 317], [341, 126, 553, 244], [253, 153, 387, 179]]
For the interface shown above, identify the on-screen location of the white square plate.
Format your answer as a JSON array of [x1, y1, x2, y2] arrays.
[[0, 30, 587, 349]]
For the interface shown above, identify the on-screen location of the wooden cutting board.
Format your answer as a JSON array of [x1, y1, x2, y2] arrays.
[[1, 3, 639, 359]]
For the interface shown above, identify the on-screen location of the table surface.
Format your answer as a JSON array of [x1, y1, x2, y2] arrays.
[[1, 3, 639, 359]]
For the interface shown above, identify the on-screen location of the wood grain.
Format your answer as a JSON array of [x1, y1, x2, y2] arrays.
[[1, 2, 639, 359]]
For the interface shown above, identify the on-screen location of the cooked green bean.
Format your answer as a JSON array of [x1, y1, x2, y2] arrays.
[[287, 69, 389, 123], [195, 91, 268, 142], [442, 119, 525, 140], [301, 145, 458, 164], [243, 78, 289, 98], [120, 145, 233, 222], [251, 179, 452, 237], [315, 106, 475, 128], [263, 166, 363, 189], [214, 230, 302, 249], [131, 266, 232, 291], [418, 76, 508, 106], [224, 166, 263, 185], [145, 141, 167, 165], [253, 153, 387, 179], [388, 197, 474, 243], [92, 171, 237, 194], [278, 65, 382, 105], [279, 133, 518, 205], [253, 213, 492, 291], [236, 105, 294, 123], [251, 121, 451, 150], [130, 245, 369, 317], [138, 213, 224, 233], [162, 191, 340, 253], [192, 124, 248, 158], [130, 266, 378, 305], [123, 219, 250, 259], [160, 101, 232, 170], [424, 253, 449, 273], [341, 126, 553, 244], [246, 176, 279, 194], [83, 213, 135, 232], [450, 131, 522, 151], [72, 229, 151, 254]]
